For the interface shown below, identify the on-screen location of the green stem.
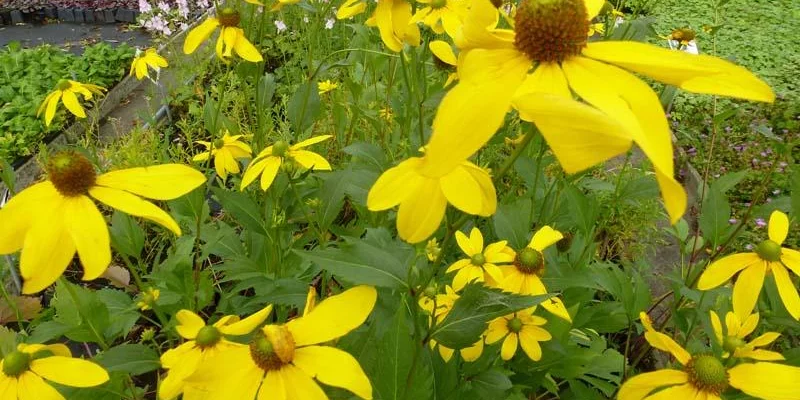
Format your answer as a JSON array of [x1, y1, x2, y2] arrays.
[[288, 177, 326, 247], [495, 126, 538, 180]]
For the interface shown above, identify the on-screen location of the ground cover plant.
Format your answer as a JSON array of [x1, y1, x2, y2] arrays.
[[1, 0, 800, 399]]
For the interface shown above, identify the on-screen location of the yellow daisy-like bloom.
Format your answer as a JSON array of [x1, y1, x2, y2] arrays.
[[184, 286, 377, 400], [429, 40, 459, 87], [709, 311, 783, 361], [129, 48, 168, 80], [158, 305, 274, 400], [499, 226, 571, 322], [0, 151, 205, 294], [667, 27, 697, 46], [410, 0, 467, 35], [419, 285, 484, 362], [336, 0, 367, 19], [137, 287, 160, 311], [425, 237, 442, 261], [367, 153, 496, 243], [619, 312, 800, 400], [241, 135, 332, 191], [588, 22, 604, 36], [447, 228, 513, 291], [318, 80, 339, 95], [183, 8, 263, 63], [366, 0, 421, 52], [192, 132, 253, 180], [430, 0, 774, 224], [698, 211, 800, 321], [37, 79, 105, 127], [0, 343, 109, 399], [485, 308, 551, 361]]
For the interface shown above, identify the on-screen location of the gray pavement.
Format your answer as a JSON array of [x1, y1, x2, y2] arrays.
[[0, 22, 151, 53]]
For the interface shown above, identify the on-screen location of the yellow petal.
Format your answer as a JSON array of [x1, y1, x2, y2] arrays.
[[44, 91, 62, 126], [61, 90, 86, 118], [397, 178, 447, 243], [291, 150, 331, 171], [259, 157, 282, 191], [460, 339, 484, 362], [192, 151, 211, 162], [484, 319, 509, 344], [63, 196, 111, 281], [452, 265, 485, 292], [292, 346, 372, 399], [709, 311, 723, 345], [20, 343, 71, 357], [781, 248, 800, 276], [725, 311, 742, 337], [738, 312, 759, 338], [286, 286, 377, 346], [425, 49, 530, 176], [500, 333, 518, 360], [159, 346, 203, 399], [30, 356, 109, 387], [89, 186, 181, 235], [540, 296, 572, 322], [645, 383, 700, 400], [218, 305, 273, 335], [96, 164, 205, 200], [336, 0, 366, 19], [0, 374, 17, 397], [455, 230, 477, 256], [518, 327, 547, 361], [643, 330, 691, 365], [184, 18, 220, 54], [768, 210, 789, 244], [429, 40, 457, 66], [20, 200, 75, 294], [514, 62, 572, 99], [455, 0, 515, 50], [529, 226, 563, 252], [175, 310, 206, 339], [513, 92, 632, 174], [184, 345, 263, 399], [232, 29, 264, 62], [771, 263, 800, 320], [747, 332, 781, 348], [617, 370, 688, 400], [697, 253, 761, 290], [291, 135, 332, 149], [729, 362, 800, 400], [439, 166, 487, 215], [734, 348, 785, 361], [732, 262, 767, 322], [461, 162, 496, 216], [583, 41, 775, 103], [16, 372, 63, 400], [584, 0, 604, 19], [279, 365, 328, 400], [136, 59, 148, 80], [366, 158, 424, 211], [0, 182, 61, 254], [241, 157, 271, 190], [260, 370, 287, 400]]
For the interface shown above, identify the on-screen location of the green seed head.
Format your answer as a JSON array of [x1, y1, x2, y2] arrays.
[[56, 79, 72, 91], [722, 336, 745, 354], [686, 355, 728, 395], [47, 151, 97, 197], [213, 138, 226, 149], [470, 253, 486, 266], [250, 326, 295, 372], [430, 0, 447, 8], [507, 317, 524, 333], [755, 240, 782, 262], [514, 0, 589, 63], [272, 140, 290, 157], [195, 326, 221, 348], [2, 351, 31, 377], [516, 248, 544, 275]]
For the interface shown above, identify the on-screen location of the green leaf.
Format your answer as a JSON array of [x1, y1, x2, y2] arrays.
[[211, 187, 268, 236], [374, 305, 416, 400], [287, 82, 322, 134], [317, 170, 349, 232], [52, 281, 110, 344], [713, 171, 749, 194], [95, 289, 138, 341], [97, 344, 160, 375], [296, 228, 411, 289], [256, 73, 276, 114], [699, 186, 731, 246], [565, 184, 598, 235], [493, 199, 532, 249], [343, 142, 387, 171], [431, 285, 551, 349], [109, 211, 145, 259], [791, 168, 800, 217], [462, 368, 512, 400]]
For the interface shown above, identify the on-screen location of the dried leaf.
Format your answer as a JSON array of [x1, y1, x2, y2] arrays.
[[0, 296, 42, 324], [101, 265, 131, 288]]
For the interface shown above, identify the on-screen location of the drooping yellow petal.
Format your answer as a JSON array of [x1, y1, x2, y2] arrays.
[[0, 374, 17, 397], [373, 0, 404, 52], [218, 305, 273, 336], [454, 0, 515, 50], [514, 62, 572, 99], [429, 40, 457, 66], [63, 196, 111, 281], [367, 158, 424, 211], [30, 356, 109, 387], [184, 345, 263, 400], [193, 151, 211, 163], [529, 226, 563, 252], [461, 162, 496, 216], [43, 91, 62, 127], [0, 182, 61, 254], [286, 286, 377, 346], [337, 0, 366, 19], [440, 166, 485, 215], [446, 258, 471, 274], [20, 200, 75, 294], [643, 331, 691, 365], [697, 253, 761, 290], [61, 90, 86, 118], [747, 332, 781, 348], [232, 28, 264, 62], [397, 178, 447, 243], [728, 362, 800, 400], [584, 0, 604, 19], [291, 135, 332, 150], [425, 48, 530, 176], [96, 164, 205, 200], [709, 311, 723, 345], [260, 370, 287, 400], [184, 17, 220, 54], [583, 41, 775, 103], [291, 150, 331, 171], [732, 262, 767, 322], [89, 186, 181, 235], [518, 326, 548, 361], [279, 365, 329, 400], [241, 157, 272, 190], [768, 210, 789, 244], [16, 372, 63, 400], [644, 383, 700, 400], [292, 346, 372, 399], [259, 157, 282, 191], [175, 310, 206, 339], [500, 333, 518, 360], [771, 263, 800, 320], [617, 370, 688, 400], [460, 339, 484, 362], [540, 296, 572, 322], [484, 318, 509, 344], [734, 348, 785, 361]]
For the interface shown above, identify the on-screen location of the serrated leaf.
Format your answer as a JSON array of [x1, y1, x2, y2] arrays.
[[463, 368, 512, 400], [97, 344, 160, 375], [109, 211, 144, 259], [431, 285, 551, 349]]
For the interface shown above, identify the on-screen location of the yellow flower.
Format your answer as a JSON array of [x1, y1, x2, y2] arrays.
[[667, 27, 697, 46], [619, 312, 800, 400], [304, 286, 317, 315], [698, 211, 800, 320], [447, 228, 513, 291], [192, 132, 252, 180], [485, 308, 551, 361], [378, 107, 393, 122], [430, 0, 774, 224], [429, 40, 459, 87], [137, 287, 160, 311], [367, 153, 496, 243], [241, 135, 332, 191], [425, 238, 442, 261], [37, 79, 105, 127], [130, 48, 168, 80], [184, 286, 377, 400], [499, 226, 571, 321], [366, 0, 420, 52], [183, 8, 263, 62], [336, 0, 367, 19], [709, 311, 783, 361], [588, 22, 604, 36], [410, 0, 467, 36], [0, 151, 206, 294], [271, 0, 300, 11], [0, 343, 109, 397], [419, 285, 484, 362], [318, 80, 339, 95], [159, 305, 274, 400]]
